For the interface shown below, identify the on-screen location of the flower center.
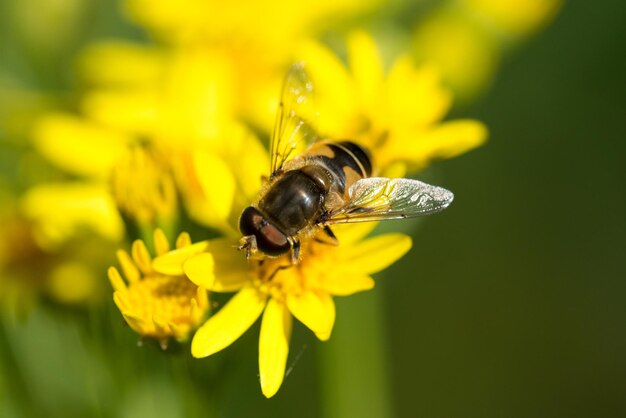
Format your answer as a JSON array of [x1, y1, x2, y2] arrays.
[[126, 273, 198, 323], [111, 145, 177, 225], [109, 230, 209, 343], [250, 239, 332, 302], [114, 266, 206, 342]]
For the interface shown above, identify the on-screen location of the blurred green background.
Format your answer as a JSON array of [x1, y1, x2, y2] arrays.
[[1, 0, 625, 417], [384, 1, 626, 416]]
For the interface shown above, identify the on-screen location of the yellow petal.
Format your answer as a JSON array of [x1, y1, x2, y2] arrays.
[[412, 12, 499, 100], [298, 40, 352, 105], [182, 238, 251, 292], [131, 239, 152, 274], [78, 41, 165, 87], [113, 291, 129, 312], [297, 39, 353, 134], [183, 253, 215, 289], [259, 299, 292, 398], [404, 120, 488, 165], [196, 286, 209, 309], [384, 58, 451, 129], [117, 250, 140, 284], [107, 267, 127, 292], [331, 222, 378, 245], [338, 233, 412, 275], [175, 232, 192, 248], [224, 126, 270, 203], [204, 238, 251, 292], [286, 291, 335, 341], [21, 182, 125, 248], [193, 151, 235, 221], [121, 311, 145, 334], [152, 315, 169, 335], [347, 31, 383, 111], [162, 49, 236, 146], [81, 89, 158, 136], [152, 240, 210, 275], [323, 274, 375, 296], [175, 151, 237, 230], [190, 297, 201, 323], [153, 228, 170, 256], [191, 287, 267, 358], [380, 161, 407, 179], [32, 113, 130, 179]]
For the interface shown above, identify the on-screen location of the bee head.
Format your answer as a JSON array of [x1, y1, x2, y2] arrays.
[[238, 206, 291, 257]]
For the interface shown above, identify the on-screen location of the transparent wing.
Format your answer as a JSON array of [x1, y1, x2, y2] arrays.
[[326, 177, 454, 224], [269, 63, 318, 176]]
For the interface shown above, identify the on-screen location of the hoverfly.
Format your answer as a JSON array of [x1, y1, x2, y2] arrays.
[[239, 63, 453, 263]]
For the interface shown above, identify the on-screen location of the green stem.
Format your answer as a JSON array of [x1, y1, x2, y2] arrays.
[[319, 289, 394, 418], [0, 318, 40, 417]]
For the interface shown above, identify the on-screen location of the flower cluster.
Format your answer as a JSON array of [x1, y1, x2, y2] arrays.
[[153, 223, 411, 396], [108, 229, 209, 347], [3, 0, 563, 400]]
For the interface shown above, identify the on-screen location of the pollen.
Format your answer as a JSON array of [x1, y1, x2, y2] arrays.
[[252, 238, 331, 301], [108, 229, 209, 346], [254, 257, 302, 302]]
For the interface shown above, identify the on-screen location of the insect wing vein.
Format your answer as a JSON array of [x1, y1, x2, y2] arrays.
[[326, 177, 454, 223], [269, 63, 319, 176]]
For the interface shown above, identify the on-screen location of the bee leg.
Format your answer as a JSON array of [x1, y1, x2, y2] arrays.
[[290, 239, 301, 264], [238, 235, 257, 259], [323, 226, 338, 244], [314, 225, 339, 246]]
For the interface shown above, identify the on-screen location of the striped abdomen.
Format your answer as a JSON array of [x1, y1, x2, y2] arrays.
[[301, 140, 373, 196]]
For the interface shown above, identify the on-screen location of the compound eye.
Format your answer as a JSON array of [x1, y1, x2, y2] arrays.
[[257, 222, 290, 256], [239, 206, 264, 237], [239, 206, 291, 257]]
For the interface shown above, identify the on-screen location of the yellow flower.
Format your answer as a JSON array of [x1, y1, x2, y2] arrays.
[[120, 0, 381, 130], [124, 0, 380, 47], [75, 42, 269, 231], [78, 44, 237, 146], [299, 31, 488, 175], [412, 1, 563, 99], [21, 182, 125, 250], [413, 8, 499, 100], [108, 229, 209, 346], [30, 112, 180, 243], [111, 145, 178, 228], [0, 198, 113, 311], [31, 39, 260, 237], [170, 122, 269, 233], [138, 30, 487, 398], [153, 223, 411, 397]]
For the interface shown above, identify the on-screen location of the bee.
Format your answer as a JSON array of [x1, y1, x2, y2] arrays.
[[239, 63, 454, 263]]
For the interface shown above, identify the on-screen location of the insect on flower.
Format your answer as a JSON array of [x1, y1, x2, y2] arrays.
[[239, 63, 454, 263]]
